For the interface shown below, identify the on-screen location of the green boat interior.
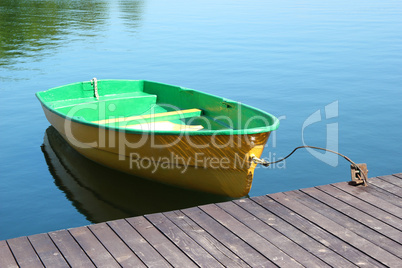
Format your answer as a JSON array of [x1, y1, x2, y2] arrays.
[[37, 80, 278, 133]]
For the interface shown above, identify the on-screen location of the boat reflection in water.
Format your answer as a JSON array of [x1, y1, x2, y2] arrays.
[[42, 126, 235, 223]]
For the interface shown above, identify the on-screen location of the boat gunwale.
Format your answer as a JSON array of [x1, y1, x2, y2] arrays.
[[36, 80, 280, 136]]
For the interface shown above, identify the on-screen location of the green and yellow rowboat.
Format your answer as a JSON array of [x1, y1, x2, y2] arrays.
[[36, 79, 279, 197]]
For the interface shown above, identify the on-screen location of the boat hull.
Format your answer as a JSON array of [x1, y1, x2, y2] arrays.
[[41, 106, 270, 197]]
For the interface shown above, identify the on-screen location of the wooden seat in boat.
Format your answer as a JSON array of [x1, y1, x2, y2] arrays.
[[125, 121, 204, 131], [92, 108, 202, 125]]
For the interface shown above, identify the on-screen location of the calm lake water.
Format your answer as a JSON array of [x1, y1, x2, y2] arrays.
[[1, 0, 401, 240]]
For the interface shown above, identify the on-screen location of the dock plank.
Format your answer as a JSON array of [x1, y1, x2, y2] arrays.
[[28, 233, 69, 268], [378, 174, 402, 186], [88, 222, 146, 267], [317, 184, 402, 233], [234, 198, 355, 267], [216, 200, 330, 268], [393, 173, 402, 180], [0, 240, 18, 268], [7, 236, 44, 268], [126, 216, 197, 268], [351, 180, 402, 208], [181, 206, 272, 267], [252, 195, 385, 267], [269, 192, 401, 267], [200, 203, 303, 267], [1, 173, 402, 267], [69, 226, 120, 268], [107, 219, 171, 267], [145, 212, 224, 267], [286, 189, 402, 258], [306, 185, 402, 241], [333, 181, 402, 217], [163, 210, 250, 268], [49, 229, 95, 267], [370, 177, 402, 197]]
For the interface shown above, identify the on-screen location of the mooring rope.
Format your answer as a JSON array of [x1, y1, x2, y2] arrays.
[[252, 145, 368, 186]]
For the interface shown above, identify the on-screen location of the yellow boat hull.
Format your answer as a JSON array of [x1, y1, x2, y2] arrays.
[[43, 108, 269, 197]]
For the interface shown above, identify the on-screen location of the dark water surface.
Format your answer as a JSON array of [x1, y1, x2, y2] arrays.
[[1, 0, 401, 240]]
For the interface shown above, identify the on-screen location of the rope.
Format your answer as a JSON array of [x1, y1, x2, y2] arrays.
[[252, 145, 368, 186]]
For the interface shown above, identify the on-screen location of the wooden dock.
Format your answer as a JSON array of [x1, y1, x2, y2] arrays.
[[1, 174, 401, 267]]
